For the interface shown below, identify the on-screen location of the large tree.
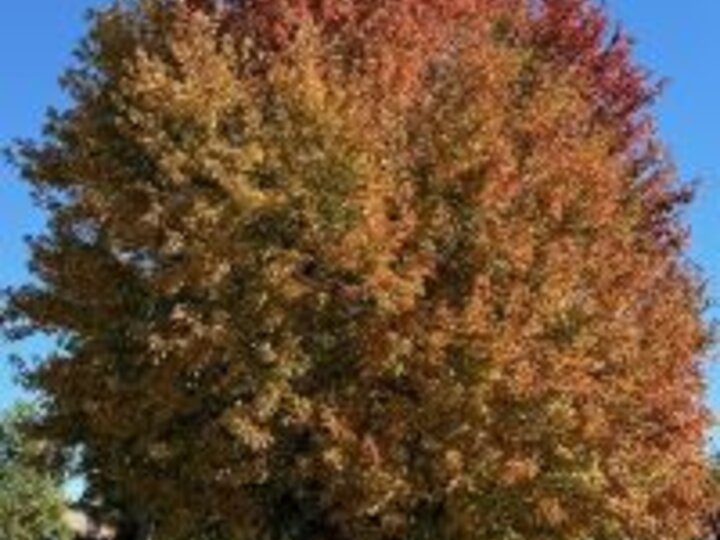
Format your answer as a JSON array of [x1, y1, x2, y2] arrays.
[[3, 1, 711, 539]]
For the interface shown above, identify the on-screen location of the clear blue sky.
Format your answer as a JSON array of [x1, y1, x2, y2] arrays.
[[2, 2, 720, 440], [1, 0, 108, 410]]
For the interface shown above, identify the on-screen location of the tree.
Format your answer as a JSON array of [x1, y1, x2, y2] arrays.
[[0, 404, 71, 540], [3, 1, 711, 539]]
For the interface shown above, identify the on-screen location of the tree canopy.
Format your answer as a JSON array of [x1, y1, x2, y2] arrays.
[[3, 1, 711, 539]]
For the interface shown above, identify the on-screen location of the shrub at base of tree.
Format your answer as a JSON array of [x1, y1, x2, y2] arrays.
[[0, 405, 71, 540]]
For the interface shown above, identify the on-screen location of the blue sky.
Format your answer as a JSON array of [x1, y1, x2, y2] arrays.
[[1, 2, 720, 440], [1, 0, 106, 409], [607, 3, 720, 431]]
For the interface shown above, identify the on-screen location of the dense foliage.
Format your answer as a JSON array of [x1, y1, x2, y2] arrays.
[[3, 1, 711, 539], [0, 404, 71, 540]]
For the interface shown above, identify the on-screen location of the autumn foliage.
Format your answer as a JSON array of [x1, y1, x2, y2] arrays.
[[3, 0, 711, 539]]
